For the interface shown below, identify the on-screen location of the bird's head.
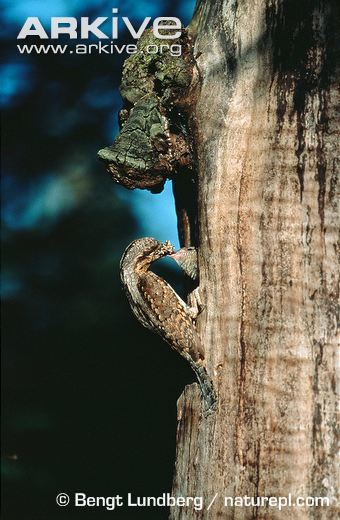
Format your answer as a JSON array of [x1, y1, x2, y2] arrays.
[[120, 237, 175, 273]]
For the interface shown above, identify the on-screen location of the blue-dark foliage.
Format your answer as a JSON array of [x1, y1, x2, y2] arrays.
[[1, 1, 196, 518]]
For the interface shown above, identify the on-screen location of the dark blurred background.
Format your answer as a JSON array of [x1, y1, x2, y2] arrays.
[[1, 1, 196, 518]]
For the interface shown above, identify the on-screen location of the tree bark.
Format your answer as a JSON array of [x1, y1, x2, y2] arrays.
[[171, 1, 339, 518]]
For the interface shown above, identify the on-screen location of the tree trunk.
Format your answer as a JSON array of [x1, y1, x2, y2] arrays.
[[171, 1, 339, 518]]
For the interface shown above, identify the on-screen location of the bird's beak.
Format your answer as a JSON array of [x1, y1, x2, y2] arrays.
[[159, 240, 175, 256]]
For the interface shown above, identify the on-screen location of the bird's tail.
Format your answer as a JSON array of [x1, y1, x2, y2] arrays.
[[191, 362, 217, 412]]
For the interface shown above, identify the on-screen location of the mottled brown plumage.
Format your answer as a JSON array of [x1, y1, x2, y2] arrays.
[[120, 237, 216, 410], [138, 273, 202, 362]]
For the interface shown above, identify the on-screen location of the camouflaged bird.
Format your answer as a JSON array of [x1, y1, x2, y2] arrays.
[[120, 237, 216, 410]]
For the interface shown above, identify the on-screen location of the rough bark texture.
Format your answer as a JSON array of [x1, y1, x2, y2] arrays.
[[171, 1, 339, 518]]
